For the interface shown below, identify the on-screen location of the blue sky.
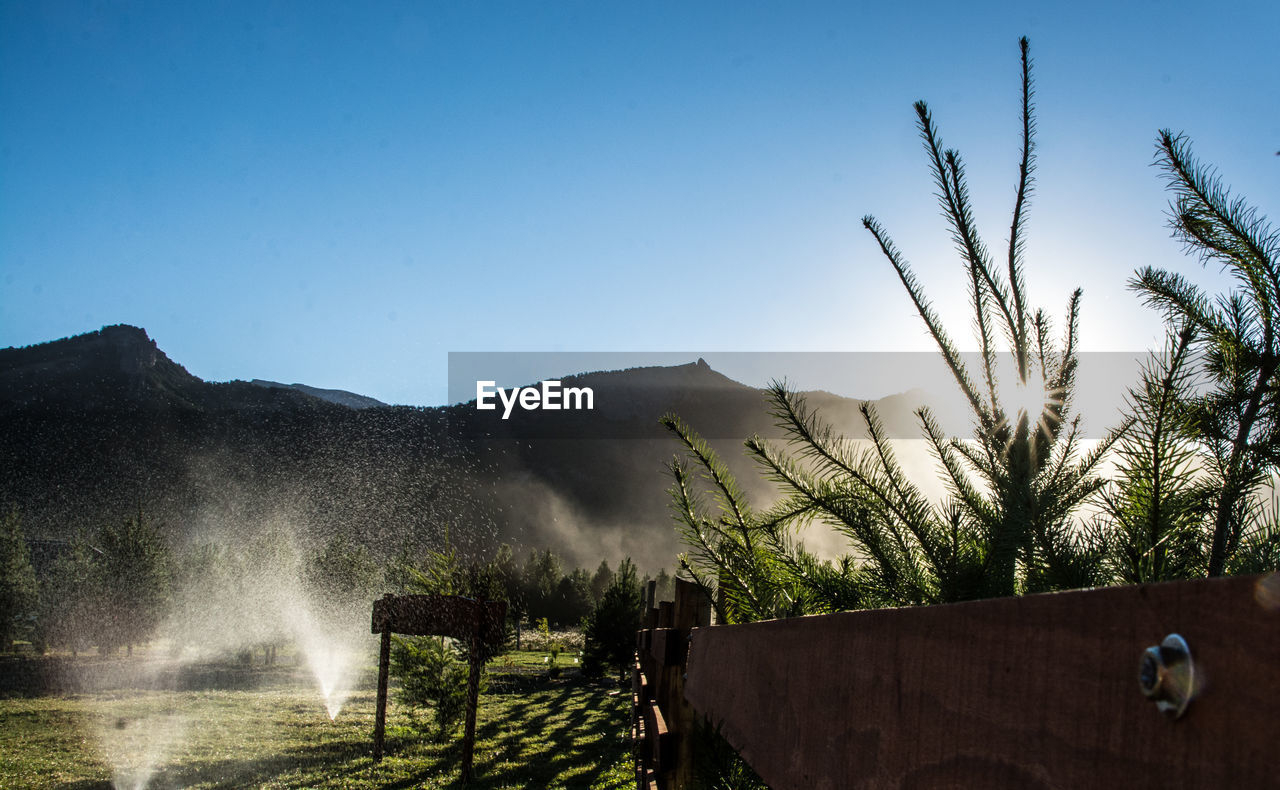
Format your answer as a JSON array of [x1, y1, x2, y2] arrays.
[[2, 1, 1277, 406]]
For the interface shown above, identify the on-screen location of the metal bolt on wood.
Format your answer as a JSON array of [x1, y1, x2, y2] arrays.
[[1140, 633, 1195, 719]]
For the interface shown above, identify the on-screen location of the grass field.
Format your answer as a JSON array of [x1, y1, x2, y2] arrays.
[[0, 650, 632, 789]]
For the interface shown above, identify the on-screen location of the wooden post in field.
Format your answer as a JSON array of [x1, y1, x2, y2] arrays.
[[370, 593, 507, 780], [461, 602, 483, 784], [373, 595, 393, 761]]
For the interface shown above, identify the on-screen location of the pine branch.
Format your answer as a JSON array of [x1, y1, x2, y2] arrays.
[[863, 403, 948, 573], [1157, 130, 1280, 342], [919, 407, 997, 526], [1131, 267, 1224, 338], [763, 382, 863, 482], [922, 101, 1022, 365], [747, 436, 927, 603], [1006, 36, 1035, 379], [662, 414, 754, 535], [863, 216, 991, 428], [666, 449, 770, 621]]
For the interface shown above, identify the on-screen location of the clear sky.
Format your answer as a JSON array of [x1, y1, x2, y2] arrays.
[[2, 1, 1277, 406]]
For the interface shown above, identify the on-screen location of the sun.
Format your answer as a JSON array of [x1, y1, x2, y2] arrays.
[[1005, 380, 1050, 421], [1000, 378, 1064, 439]]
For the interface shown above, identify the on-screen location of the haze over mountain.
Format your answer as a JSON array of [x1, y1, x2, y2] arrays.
[[248, 380, 387, 410], [0, 325, 930, 572]]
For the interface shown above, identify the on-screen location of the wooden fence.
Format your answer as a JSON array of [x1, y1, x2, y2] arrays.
[[633, 573, 1280, 789]]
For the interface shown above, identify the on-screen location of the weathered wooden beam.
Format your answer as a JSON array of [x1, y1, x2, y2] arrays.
[[648, 628, 687, 668], [645, 700, 671, 771], [684, 573, 1280, 789], [370, 593, 505, 644]]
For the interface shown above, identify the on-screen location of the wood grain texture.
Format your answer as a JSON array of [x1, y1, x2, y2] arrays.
[[683, 574, 1280, 789]]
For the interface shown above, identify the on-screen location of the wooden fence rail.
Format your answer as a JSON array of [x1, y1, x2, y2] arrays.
[[633, 573, 1280, 789]]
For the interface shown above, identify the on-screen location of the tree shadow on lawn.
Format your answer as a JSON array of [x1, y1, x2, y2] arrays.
[[475, 682, 628, 788], [376, 677, 629, 789], [50, 676, 627, 790]]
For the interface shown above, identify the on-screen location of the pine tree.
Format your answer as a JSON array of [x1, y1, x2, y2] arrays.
[[552, 568, 594, 628], [666, 38, 1121, 616], [36, 535, 100, 657], [392, 542, 474, 738], [0, 511, 38, 651], [94, 508, 171, 655], [848, 37, 1119, 600], [582, 558, 642, 682], [522, 548, 562, 624], [1100, 328, 1213, 582], [652, 568, 674, 603], [1132, 131, 1280, 576], [589, 559, 614, 603], [493, 543, 526, 648]]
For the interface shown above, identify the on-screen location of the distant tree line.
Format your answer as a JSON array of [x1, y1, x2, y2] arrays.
[[1, 507, 663, 663], [386, 537, 667, 634], [1, 507, 170, 656]]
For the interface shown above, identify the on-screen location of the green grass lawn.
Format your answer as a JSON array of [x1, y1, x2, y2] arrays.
[[0, 652, 632, 789]]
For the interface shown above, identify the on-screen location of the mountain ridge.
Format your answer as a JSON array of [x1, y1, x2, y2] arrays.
[[0, 325, 929, 571]]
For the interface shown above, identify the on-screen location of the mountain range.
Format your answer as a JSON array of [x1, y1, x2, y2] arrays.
[[0, 325, 928, 571]]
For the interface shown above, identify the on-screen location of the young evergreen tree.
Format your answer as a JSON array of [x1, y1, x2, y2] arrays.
[[0, 510, 38, 651], [582, 558, 642, 683], [589, 559, 614, 603], [392, 543, 474, 738], [850, 37, 1120, 600], [666, 38, 1120, 617], [522, 548, 562, 624], [392, 633, 472, 739], [94, 508, 171, 655], [35, 535, 100, 657], [1132, 131, 1280, 577], [1100, 328, 1213, 582]]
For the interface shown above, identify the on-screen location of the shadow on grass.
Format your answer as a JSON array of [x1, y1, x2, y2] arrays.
[[47, 671, 628, 790], [382, 674, 630, 790]]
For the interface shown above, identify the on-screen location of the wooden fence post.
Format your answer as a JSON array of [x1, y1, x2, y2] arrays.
[[669, 578, 710, 789], [633, 579, 712, 789], [635, 582, 660, 788]]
